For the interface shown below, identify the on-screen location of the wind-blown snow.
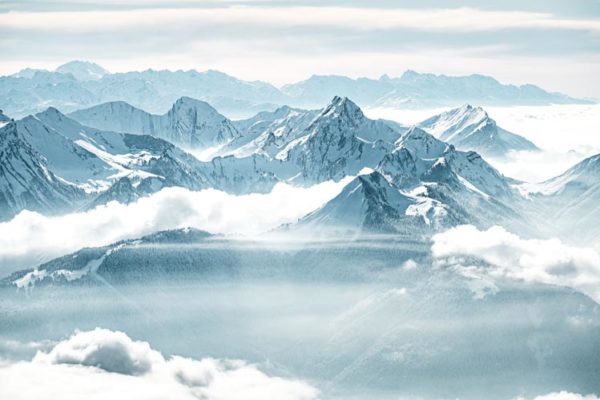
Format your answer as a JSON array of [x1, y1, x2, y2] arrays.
[[0, 178, 352, 273], [0, 328, 319, 400]]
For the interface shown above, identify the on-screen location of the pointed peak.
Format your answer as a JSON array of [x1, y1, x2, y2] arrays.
[[46, 106, 62, 113], [172, 96, 216, 112], [56, 60, 109, 81], [357, 170, 389, 186], [333, 95, 358, 105], [397, 126, 450, 158], [175, 96, 209, 105], [36, 106, 65, 117], [457, 104, 486, 115], [322, 96, 363, 118], [401, 125, 434, 140], [104, 100, 139, 109], [168, 97, 231, 126], [272, 105, 293, 114], [401, 69, 421, 79], [36, 106, 67, 119], [56, 60, 106, 69], [432, 104, 489, 125]]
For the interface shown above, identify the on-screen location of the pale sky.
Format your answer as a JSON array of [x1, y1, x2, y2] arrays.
[[1, 0, 599, 98]]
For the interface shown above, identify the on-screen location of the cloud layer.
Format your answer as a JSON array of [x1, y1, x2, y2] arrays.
[[4, 7, 599, 33], [0, 328, 319, 400], [432, 225, 600, 302], [0, 179, 350, 273]]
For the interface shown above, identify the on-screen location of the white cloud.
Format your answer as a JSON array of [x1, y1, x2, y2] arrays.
[[432, 225, 600, 302], [0, 178, 351, 273], [486, 104, 600, 182], [517, 392, 600, 400], [2, 7, 599, 33], [34, 328, 162, 375], [0, 328, 319, 400]]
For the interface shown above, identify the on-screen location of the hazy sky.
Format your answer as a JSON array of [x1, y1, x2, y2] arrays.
[[1, 0, 599, 98]]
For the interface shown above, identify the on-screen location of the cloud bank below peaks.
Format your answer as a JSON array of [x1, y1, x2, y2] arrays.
[[432, 225, 600, 303], [0, 328, 319, 400], [0, 178, 352, 272]]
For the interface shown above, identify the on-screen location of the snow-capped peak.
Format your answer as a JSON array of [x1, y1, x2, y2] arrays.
[[55, 60, 109, 81], [166, 96, 240, 149], [171, 96, 214, 111], [320, 96, 364, 121], [420, 104, 490, 142], [418, 105, 538, 158], [169, 96, 237, 127], [38, 106, 65, 120], [395, 126, 450, 159]]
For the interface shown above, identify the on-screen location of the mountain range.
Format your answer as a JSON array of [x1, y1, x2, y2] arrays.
[[1, 91, 596, 248], [1, 61, 593, 119]]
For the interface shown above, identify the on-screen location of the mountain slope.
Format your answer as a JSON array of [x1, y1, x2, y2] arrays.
[[163, 97, 240, 149], [203, 96, 407, 189], [37, 108, 215, 193], [224, 106, 319, 158], [0, 121, 84, 221], [418, 105, 539, 157], [296, 171, 456, 235], [3, 228, 214, 288], [278, 96, 404, 184], [69, 97, 240, 151], [377, 127, 523, 230], [10, 108, 225, 208], [67, 101, 156, 136], [288, 126, 527, 236], [525, 153, 600, 198], [16, 112, 114, 189], [522, 153, 600, 244]]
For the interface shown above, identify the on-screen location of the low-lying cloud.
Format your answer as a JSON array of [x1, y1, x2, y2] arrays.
[[0, 179, 351, 273], [0, 328, 319, 400], [432, 225, 600, 302]]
